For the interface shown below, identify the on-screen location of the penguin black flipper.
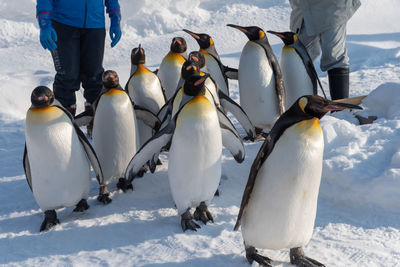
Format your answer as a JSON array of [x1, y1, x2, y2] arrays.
[[55, 105, 105, 185], [292, 41, 322, 96], [23, 144, 32, 191], [74, 109, 94, 127], [234, 104, 314, 231], [217, 107, 245, 163], [134, 105, 161, 131], [223, 65, 238, 80], [255, 39, 286, 115], [218, 90, 256, 140], [124, 119, 175, 183]]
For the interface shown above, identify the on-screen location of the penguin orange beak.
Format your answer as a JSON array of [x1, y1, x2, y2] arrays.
[[226, 24, 248, 34], [323, 101, 362, 112], [267, 30, 285, 40], [182, 29, 200, 40]]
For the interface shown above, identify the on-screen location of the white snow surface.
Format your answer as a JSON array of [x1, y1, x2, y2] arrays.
[[1, 0, 400, 266]]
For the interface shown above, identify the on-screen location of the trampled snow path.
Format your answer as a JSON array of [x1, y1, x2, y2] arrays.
[[1, 0, 400, 266]]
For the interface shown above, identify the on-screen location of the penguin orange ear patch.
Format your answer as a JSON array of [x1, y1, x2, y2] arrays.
[[299, 97, 308, 112], [209, 38, 214, 46], [259, 30, 266, 40]]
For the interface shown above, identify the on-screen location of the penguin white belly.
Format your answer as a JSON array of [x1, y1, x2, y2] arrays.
[[242, 119, 324, 249], [239, 42, 279, 130], [93, 90, 138, 184], [158, 56, 184, 101], [281, 48, 313, 109], [127, 72, 165, 146], [25, 107, 91, 211], [204, 54, 228, 96], [127, 72, 165, 114], [168, 96, 222, 214], [205, 77, 220, 106]]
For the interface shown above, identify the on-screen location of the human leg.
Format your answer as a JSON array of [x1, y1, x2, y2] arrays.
[[51, 21, 81, 109], [320, 24, 349, 100]]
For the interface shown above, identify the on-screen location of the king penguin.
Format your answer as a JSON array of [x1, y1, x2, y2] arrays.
[[268, 31, 327, 109], [234, 95, 362, 266], [157, 37, 188, 100], [227, 24, 285, 134], [121, 74, 246, 231], [183, 29, 238, 97], [24, 86, 105, 231], [125, 45, 166, 148]]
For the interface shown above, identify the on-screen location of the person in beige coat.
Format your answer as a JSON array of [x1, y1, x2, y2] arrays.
[[289, 0, 361, 100]]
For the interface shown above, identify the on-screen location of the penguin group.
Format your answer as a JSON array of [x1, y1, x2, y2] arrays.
[[24, 25, 363, 267]]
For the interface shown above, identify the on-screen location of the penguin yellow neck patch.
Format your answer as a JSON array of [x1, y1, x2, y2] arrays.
[[294, 118, 321, 134], [133, 64, 152, 76], [199, 49, 209, 55], [104, 88, 125, 96], [165, 52, 186, 64], [27, 106, 64, 124]]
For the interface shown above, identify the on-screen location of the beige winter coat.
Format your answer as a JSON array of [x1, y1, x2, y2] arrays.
[[289, 0, 361, 36]]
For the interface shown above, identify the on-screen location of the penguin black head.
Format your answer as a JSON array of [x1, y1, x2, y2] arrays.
[[31, 86, 54, 108], [183, 74, 209, 96], [294, 95, 362, 119], [183, 29, 214, 49], [188, 51, 206, 69], [102, 70, 120, 90], [227, 24, 267, 41], [267, 31, 297, 46], [131, 44, 146, 65], [170, 37, 187, 53], [181, 60, 201, 80]]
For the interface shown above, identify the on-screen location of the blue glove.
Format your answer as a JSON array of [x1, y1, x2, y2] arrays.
[[109, 10, 122, 48], [37, 13, 57, 51]]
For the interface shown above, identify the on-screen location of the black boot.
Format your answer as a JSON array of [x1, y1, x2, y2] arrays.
[[328, 67, 349, 100]]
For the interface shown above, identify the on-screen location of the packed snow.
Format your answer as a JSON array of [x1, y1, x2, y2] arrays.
[[1, 0, 400, 266]]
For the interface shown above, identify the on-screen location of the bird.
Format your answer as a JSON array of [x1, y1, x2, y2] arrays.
[[120, 74, 245, 231], [234, 94, 362, 267], [23, 86, 105, 231], [227, 24, 285, 135], [183, 29, 238, 97], [268, 31, 327, 109], [157, 37, 188, 100]]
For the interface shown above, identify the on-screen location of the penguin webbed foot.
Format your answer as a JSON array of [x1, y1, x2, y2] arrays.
[[290, 247, 325, 267], [97, 184, 112, 204], [40, 210, 60, 232], [181, 209, 201, 232], [116, 178, 134, 192], [97, 193, 112, 204], [136, 166, 148, 178], [243, 135, 255, 142], [73, 199, 90, 212], [214, 189, 220, 197], [193, 202, 214, 225], [245, 246, 272, 267]]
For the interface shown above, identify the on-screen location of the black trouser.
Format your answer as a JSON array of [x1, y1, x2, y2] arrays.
[[51, 20, 105, 107]]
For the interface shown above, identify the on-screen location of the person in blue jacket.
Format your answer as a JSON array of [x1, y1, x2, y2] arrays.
[[36, 0, 122, 136]]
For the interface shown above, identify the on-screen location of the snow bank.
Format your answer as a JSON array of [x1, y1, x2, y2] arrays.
[[320, 83, 400, 211]]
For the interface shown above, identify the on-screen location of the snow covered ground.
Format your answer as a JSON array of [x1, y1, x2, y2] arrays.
[[1, 0, 400, 266]]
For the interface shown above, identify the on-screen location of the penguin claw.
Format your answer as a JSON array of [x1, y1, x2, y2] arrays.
[[290, 247, 325, 267], [181, 209, 201, 232], [136, 166, 148, 178], [193, 202, 214, 225], [214, 189, 220, 197], [73, 199, 90, 212], [40, 210, 60, 232], [116, 178, 134, 192], [245, 246, 272, 267], [291, 257, 325, 267], [97, 193, 112, 204]]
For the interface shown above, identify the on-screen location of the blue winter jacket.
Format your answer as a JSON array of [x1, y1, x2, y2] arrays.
[[36, 0, 120, 29]]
